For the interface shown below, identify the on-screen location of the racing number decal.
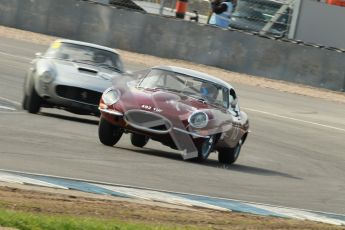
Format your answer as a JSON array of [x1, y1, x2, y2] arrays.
[[141, 104, 162, 113], [141, 105, 152, 110]]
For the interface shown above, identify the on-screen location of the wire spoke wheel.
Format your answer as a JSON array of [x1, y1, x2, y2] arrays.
[[194, 135, 215, 162], [201, 136, 214, 158]]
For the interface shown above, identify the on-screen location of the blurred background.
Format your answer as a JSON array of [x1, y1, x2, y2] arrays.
[[91, 0, 344, 44]]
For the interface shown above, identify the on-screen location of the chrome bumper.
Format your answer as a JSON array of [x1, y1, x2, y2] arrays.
[[98, 107, 123, 116]]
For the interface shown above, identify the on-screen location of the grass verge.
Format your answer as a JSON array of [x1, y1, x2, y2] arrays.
[[0, 185, 344, 230], [0, 209, 197, 230]]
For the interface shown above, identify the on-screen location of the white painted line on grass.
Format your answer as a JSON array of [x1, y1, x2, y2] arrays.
[[93, 184, 228, 211], [0, 172, 68, 189], [243, 107, 345, 133], [251, 204, 345, 226]]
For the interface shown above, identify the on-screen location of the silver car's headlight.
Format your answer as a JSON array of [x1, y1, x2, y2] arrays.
[[41, 70, 55, 83], [188, 111, 209, 129], [102, 89, 121, 106]]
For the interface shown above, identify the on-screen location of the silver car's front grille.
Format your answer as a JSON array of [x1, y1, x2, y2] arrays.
[[55, 85, 102, 105], [124, 109, 172, 134]]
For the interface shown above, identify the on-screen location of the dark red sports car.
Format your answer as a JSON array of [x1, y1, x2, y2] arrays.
[[98, 66, 249, 164]]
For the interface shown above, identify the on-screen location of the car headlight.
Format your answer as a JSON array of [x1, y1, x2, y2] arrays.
[[188, 111, 208, 129], [102, 89, 121, 106], [40, 70, 55, 83]]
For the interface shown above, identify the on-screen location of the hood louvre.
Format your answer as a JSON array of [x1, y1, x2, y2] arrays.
[[78, 67, 98, 74]]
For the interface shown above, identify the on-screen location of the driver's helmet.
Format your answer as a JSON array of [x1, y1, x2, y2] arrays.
[[200, 82, 218, 100], [93, 52, 107, 63]]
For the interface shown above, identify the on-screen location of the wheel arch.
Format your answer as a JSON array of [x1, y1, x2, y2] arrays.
[[24, 68, 38, 96], [241, 131, 249, 145]]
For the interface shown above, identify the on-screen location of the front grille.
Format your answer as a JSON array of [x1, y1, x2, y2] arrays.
[[124, 110, 172, 134], [55, 85, 102, 105]]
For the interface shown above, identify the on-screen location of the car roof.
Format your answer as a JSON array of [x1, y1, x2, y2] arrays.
[[153, 66, 234, 90], [55, 39, 120, 55]]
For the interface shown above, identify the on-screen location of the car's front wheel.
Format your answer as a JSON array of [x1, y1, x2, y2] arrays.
[[98, 117, 123, 146], [27, 84, 42, 114], [130, 134, 149, 148], [22, 93, 28, 110], [195, 135, 216, 162], [218, 139, 243, 164]]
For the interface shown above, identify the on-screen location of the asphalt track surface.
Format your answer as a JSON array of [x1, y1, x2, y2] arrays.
[[0, 37, 344, 214]]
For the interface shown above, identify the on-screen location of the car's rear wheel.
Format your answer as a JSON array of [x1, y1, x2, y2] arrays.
[[130, 133, 149, 148], [195, 135, 216, 162], [27, 84, 42, 114], [98, 117, 123, 146], [218, 139, 243, 164]]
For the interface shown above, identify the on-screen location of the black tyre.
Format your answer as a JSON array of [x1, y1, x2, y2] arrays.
[[98, 117, 123, 146], [194, 135, 216, 162], [130, 133, 149, 148], [27, 84, 42, 114], [218, 139, 243, 164], [22, 93, 28, 110]]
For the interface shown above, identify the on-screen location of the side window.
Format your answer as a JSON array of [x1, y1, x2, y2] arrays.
[[165, 74, 185, 89], [229, 88, 240, 116], [222, 88, 230, 108], [229, 88, 237, 104], [214, 87, 226, 107]]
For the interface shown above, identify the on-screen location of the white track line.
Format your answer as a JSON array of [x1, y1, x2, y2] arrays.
[[0, 105, 16, 111], [0, 50, 32, 61], [0, 50, 344, 133], [1, 94, 344, 133], [0, 96, 21, 106], [243, 107, 345, 133], [1, 92, 344, 133]]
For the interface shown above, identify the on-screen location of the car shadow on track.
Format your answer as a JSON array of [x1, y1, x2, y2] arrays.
[[114, 146, 301, 180], [203, 161, 301, 180], [114, 146, 183, 161], [40, 112, 99, 125]]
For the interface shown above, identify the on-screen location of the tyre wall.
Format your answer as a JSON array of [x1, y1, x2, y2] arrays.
[[0, 0, 344, 91]]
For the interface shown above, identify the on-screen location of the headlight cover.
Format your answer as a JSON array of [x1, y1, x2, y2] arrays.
[[40, 70, 55, 83], [102, 88, 121, 106], [188, 111, 209, 129]]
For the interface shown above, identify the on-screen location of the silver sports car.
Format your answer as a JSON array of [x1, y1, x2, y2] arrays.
[[22, 39, 124, 116]]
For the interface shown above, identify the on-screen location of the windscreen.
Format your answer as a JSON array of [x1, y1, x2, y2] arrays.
[[44, 41, 123, 72], [138, 69, 229, 109]]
